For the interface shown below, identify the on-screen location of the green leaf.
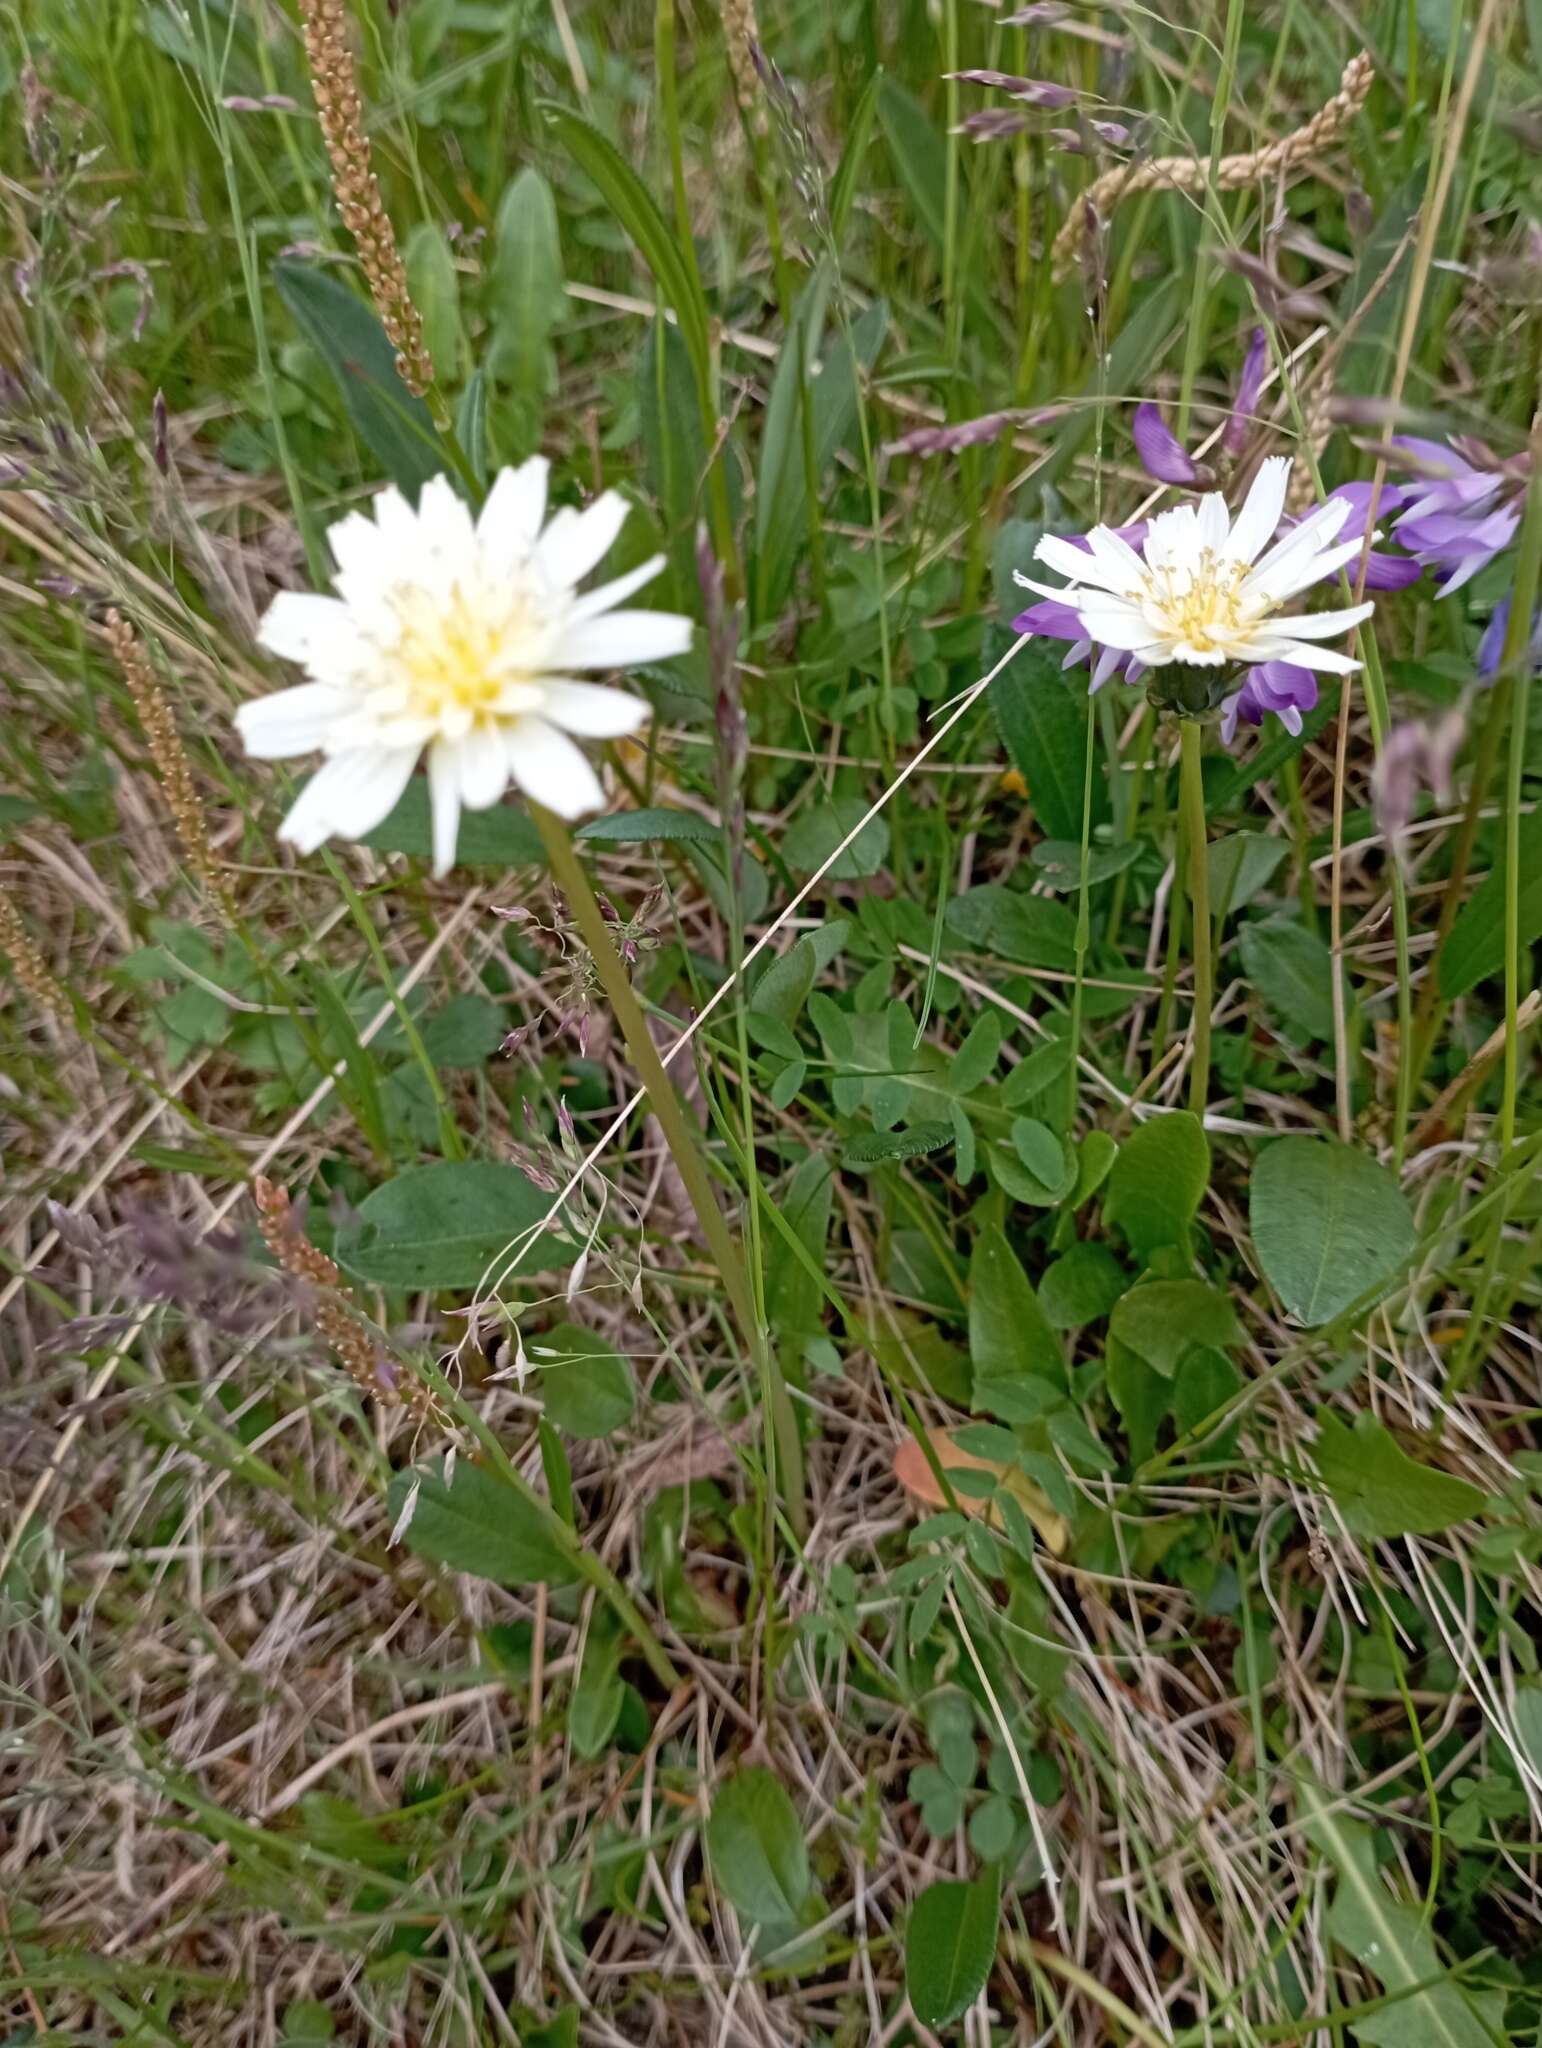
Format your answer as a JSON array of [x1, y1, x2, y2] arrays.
[[519, 2009, 580, 2048], [843, 1120, 953, 1165], [1439, 801, 1542, 998], [403, 221, 463, 383], [1039, 1242, 1128, 1328], [1109, 1279, 1242, 1378], [1107, 1336, 1168, 1468], [829, 67, 883, 243], [534, 1323, 636, 1439], [784, 796, 890, 879], [766, 1153, 834, 1341], [1239, 916, 1339, 1041], [1312, 1411, 1485, 1539], [1207, 831, 1287, 916], [752, 937, 817, 1030], [950, 1009, 1002, 1095], [969, 1225, 1064, 1391], [542, 104, 709, 383], [946, 885, 1079, 971], [904, 1867, 1001, 2029], [639, 312, 708, 602], [989, 634, 1107, 841], [273, 261, 442, 497], [1011, 1117, 1065, 1187], [489, 167, 564, 444], [1029, 838, 1141, 892], [1001, 1036, 1074, 1109], [877, 78, 994, 330], [575, 806, 722, 846], [1250, 1137, 1417, 1327], [387, 1459, 577, 1586], [1172, 1346, 1242, 1446], [1305, 1786, 1505, 2048], [1103, 1112, 1209, 1262], [335, 1162, 576, 1290], [415, 994, 504, 1068], [706, 1769, 811, 1928], [568, 1613, 625, 1758], [358, 776, 545, 866], [279, 2002, 335, 2046]]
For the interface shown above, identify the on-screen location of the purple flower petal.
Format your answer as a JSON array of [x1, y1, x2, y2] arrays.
[[1477, 598, 1511, 679], [1132, 403, 1199, 486], [1224, 327, 1269, 454], [1014, 599, 1085, 639], [1361, 551, 1425, 591]]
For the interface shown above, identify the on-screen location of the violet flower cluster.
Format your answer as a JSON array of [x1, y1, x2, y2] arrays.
[[1015, 334, 1424, 743]]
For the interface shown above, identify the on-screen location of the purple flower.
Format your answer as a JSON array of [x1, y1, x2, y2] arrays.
[[1133, 403, 1203, 486], [1223, 328, 1269, 455], [1219, 661, 1319, 744], [1476, 594, 1542, 679], [1391, 436, 1530, 594]]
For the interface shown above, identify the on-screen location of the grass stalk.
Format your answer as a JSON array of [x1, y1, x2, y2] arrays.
[[1178, 719, 1213, 1115], [532, 804, 807, 1540]]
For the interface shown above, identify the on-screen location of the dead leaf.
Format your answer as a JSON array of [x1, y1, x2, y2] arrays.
[[894, 1427, 1069, 1554]]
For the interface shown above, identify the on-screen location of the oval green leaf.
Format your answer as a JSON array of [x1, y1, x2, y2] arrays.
[[335, 1162, 577, 1290], [1250, 1137, 1417, 1328], [905, 1866, 1001, 2028]]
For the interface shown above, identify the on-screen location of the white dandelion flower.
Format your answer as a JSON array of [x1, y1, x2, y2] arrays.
[[1016, 455, 1377, 676], [236, 463, 691, 875]]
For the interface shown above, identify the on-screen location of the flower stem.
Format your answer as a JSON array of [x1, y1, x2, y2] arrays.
[[1178, 720, 1213, 1116], [532, 805, 807, 1539]]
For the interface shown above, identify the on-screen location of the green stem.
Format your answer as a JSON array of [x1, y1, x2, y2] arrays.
[[532, 806, 807, 1539], [1500, 424, 1542, 1156], [417, 1354, 680, 1690], [1179, 720, 1213, 1116]]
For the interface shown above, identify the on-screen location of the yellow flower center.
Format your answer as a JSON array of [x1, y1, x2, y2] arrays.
[[389, 583, 540, 723], [1148, 551, 1255, 652]]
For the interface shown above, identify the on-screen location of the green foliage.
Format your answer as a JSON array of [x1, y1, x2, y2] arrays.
[[904, 1867, 1001, 2028], [535, 1324, 637, 1439], [387, 1460, 578, 1587], [272, 262, 442, 496], [335, 1162, 577, 1289], [1103, 1112, 1210, 1262], [1312, 1412, 1486, 1538], [1250, 1139, 1417, 1328], [706, 1769, 819, 1947]]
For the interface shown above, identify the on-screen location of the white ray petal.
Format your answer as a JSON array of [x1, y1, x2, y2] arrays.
[[1221, 456, 1291, 563], [540, 680, 651, 737], [505, 717, 606, 818], [555, 610, 692, 669]]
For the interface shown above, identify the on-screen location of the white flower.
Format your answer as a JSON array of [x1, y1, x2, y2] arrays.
[[1017, 456, 1376, 675], [236, 464, 691, 875]]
